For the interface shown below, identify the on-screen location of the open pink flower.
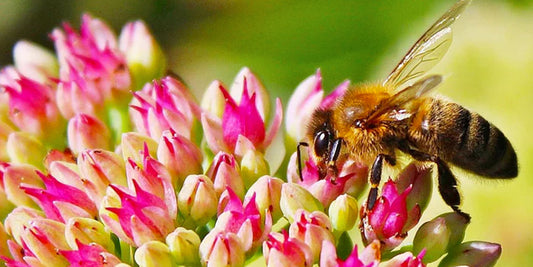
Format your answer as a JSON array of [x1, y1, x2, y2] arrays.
[[59, 240, 123, 267], [320, 240, 380, 267], [263, 230, 313, 267], [202, 74, 282, 155], [130, 76, 200, 140], [21, 172, 98, 223], [212, 188, 272, 253], [102, 180, 175, 247], [285, 69, 349, 143], [360, 179, 422, 251], [1, 70, 65, 144], [287, 152, 368, 208], [52, 14, 130, 102]]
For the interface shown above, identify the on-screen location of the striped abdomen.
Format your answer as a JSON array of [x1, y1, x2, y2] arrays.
[[408, 98, 517, 178]]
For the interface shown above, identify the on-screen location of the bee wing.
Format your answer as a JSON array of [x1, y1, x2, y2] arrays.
[[367, 75, 442, 123], [383, 0, 470, 89]]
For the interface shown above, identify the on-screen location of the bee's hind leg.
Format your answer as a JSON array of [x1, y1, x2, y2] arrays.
[[367, 154, 396, 210], [400, 145, 471, 222]]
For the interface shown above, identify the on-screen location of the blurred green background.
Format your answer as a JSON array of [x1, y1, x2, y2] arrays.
[[1, 0, 532, 266]]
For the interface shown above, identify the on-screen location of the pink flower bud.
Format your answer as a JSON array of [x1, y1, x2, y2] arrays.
[[134, 241, 173, 267], [126, 147, 177, 219], [289, 209, 334, 262], [6, 132, 47, 169], [118, 20, 166, 90], [78, 149, 127, 206], [229, 67, 270, 120], [287, 151, 368, 208], [245, 175, 284, 222], [213, 189, 272, 253], [201, 80, 226, 118], [51, 14, 130, 98], [320, 240, 380, 267], [286, 69, 349, 145], [157, 130, 203, 188], [18, 218, 71, 266], [12, 40, 58, 84], [177, 175, 218, 228], [65, 217, 114, 253], [206, 152, 244, 197], [67, 113, 111, 155], [130, 76, 199, 140], [279, 182, 323, 223], [2, 74, 65, 145], [4, 206, 44, 245], [199, 232, 245, 267], [120, 132, 158, 164], [102, 180, 175, 247], [202, 73, 282, 155], [59, 240, 123, 267], [382, 251, 425, 267], [166, 227, 201, 266], [263, 231, 313, 267], [21, 172, 98, 223], [2, 163, 43, 208], [360, 179, 422, 251]]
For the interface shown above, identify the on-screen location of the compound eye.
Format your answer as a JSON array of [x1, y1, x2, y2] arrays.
[[313, 130, 330, 157]]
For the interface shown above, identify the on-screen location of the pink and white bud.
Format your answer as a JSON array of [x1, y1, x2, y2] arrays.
[[120, 132, 158, 164], [119, 20, 166, 91], [206, 151, 244, 198], [2, 163, 43, 208], [68, 113, 111, 155], [13, 40, 58, 84], [65, 217, 114, 253], [59, 240, 123, 267], [245, 175, 284, 222], [177, 175, 218, 229], [201, 80, 226, 118], [199, 232, 245, 267], [320, 240, 381, 267], [130, 76, 199, 140], [157, 130, 203, 188], [263, 231, 313, 267], [289, 209, 334, 262], [3, 74, 65, 145], [78, 149, 127, 206]]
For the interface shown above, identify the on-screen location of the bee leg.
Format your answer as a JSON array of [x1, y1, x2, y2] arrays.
[[367, 154, 396, 210], [435, 158, 472, 222], [297, 142, 309, 181], [327, 138, 343, 184], [400, 144, 472, 222]]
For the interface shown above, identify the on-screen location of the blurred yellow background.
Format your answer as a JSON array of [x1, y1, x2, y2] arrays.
[[0, 0, 531, 266]]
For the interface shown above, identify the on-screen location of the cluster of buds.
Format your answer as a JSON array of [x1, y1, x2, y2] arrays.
[[0, 13, 504, 267]]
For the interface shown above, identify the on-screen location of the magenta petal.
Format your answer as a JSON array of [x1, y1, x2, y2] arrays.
[[321, 79, 350, 109], [382, 179, 400, 201], [381, 211, 407, 238], [263, 98, 283, 149], [220, 83, 265, 150]]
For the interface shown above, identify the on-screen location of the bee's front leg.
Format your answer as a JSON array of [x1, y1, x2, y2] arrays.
[[367, 154, 396, 210]]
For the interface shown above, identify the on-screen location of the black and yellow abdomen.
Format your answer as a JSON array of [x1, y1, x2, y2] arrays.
[[408, 98, 518, 178]]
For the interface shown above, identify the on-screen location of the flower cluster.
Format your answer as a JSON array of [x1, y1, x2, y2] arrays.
[[0, 14, 502, 267]]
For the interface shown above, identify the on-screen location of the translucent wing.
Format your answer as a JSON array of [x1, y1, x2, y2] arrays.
[[384, 0, 471, 88], [367, 75, 442, 123]]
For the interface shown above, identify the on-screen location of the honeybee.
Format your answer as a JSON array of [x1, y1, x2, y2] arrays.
[[302, 0, 517, 220]]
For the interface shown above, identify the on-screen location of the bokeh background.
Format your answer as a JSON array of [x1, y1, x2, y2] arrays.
[[0, 0, 532, 266]]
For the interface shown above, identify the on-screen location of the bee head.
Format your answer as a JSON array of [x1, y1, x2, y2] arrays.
[[307, 109, 342, 179]]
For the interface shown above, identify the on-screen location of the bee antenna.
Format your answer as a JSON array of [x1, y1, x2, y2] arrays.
[[297, 142, 309, 181]]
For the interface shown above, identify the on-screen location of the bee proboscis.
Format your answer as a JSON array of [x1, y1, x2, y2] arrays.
[[301, 0, 518, 220]]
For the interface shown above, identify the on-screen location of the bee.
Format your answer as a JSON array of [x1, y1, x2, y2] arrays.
[[301, 0, 517, 220]]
